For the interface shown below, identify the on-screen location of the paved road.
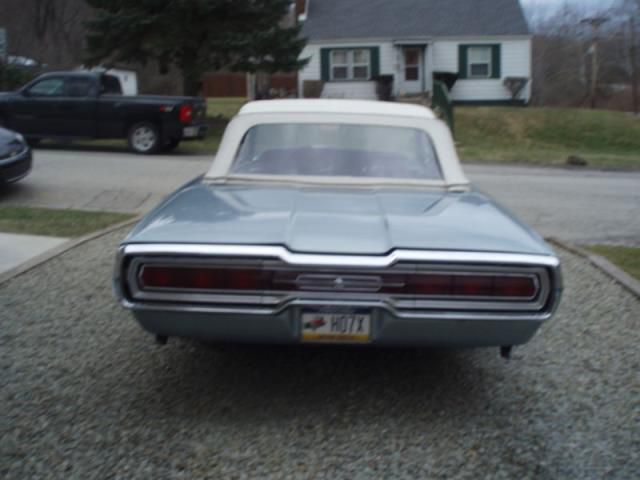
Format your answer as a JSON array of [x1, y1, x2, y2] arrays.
[[0, 147, 210, 213], [1, 148, 639, 244], [465, 164, 640, 246]]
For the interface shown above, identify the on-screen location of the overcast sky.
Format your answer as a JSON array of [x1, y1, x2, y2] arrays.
[[519, 0, 623, 26]]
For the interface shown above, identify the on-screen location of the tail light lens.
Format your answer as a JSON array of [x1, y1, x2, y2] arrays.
[[179, 104, 193, 124], [138, 265, 538, 299], [140, 266, 269, 291]]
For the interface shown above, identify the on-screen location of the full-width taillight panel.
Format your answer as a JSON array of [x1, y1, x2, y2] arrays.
[[138, 265, 539, 300]]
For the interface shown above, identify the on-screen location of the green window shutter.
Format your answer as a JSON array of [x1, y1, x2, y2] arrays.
[[458, 45, 468, 79], [320, 48, 331, 81], [370, 47, 380, 78], [491, 44, 501, 78]]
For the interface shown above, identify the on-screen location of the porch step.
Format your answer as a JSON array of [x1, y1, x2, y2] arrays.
[[396, 93, 432, 107]]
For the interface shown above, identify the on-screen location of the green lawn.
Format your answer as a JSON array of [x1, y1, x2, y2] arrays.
[[587, 245, 640, 281], [45, 99, 640, 168], [203, 101, 640, 169], [456, 107, 640, 169], [0, 206, 135, 237], [206, 97, 247, 120]]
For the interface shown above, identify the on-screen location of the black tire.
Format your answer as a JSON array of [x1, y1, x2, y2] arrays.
[[162, 138, 181, 152], [127, 122, 161, 154]]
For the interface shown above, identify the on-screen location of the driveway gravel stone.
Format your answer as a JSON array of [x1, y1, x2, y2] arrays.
[[1, 228, 639, 479]]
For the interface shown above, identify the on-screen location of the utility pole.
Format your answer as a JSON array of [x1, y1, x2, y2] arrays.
[[581, 16, 609, 109], [631, 15, 639, 114]]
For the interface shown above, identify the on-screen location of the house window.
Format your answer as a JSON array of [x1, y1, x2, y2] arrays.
[[352, 49, 370, 80], [468, 46, 492, 78], [330, 49, 371, 81], [331, 51, 349, 80], [404, 48, 420, 81]]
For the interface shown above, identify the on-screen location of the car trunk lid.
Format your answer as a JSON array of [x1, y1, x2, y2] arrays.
[[125, 182, 553, 256]]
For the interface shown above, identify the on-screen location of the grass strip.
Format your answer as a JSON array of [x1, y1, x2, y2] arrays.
[[0, 206, 135, 238], [587, 245, 640, 281]]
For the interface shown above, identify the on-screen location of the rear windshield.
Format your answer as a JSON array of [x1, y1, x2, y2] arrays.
[[230, 123, 442, 180], [100, 75, 122, 95]]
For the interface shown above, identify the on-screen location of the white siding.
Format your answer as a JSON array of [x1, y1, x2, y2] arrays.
[[299, 37, 532, 102], [432, 38, 532, 102], [298, 41, 398, 99], [322, 82, 377, 99], [298, 44, 322, 89]]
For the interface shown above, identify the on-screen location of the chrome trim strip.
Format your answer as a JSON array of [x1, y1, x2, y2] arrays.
[[126, 256, 550, 312], [114, 244, 561, 317], [120, 298, 552, 322], [122, 243, 560, 268]]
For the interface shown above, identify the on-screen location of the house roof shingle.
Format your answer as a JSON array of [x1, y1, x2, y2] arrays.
[[302, 0, 530, 40]]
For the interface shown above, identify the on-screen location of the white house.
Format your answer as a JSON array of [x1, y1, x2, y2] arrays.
[[297, 0, 532, 104]]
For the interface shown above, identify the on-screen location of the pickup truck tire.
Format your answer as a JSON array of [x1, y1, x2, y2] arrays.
[[163, 138, 181, 152], [128, 122, 161, 154]]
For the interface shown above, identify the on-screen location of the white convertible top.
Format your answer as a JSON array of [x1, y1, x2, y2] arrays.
[[205, 99, 469, 190], [238, 99, 438, 119]]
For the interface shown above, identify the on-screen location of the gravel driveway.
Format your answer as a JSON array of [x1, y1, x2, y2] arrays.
[[1, 228, 639, 479]]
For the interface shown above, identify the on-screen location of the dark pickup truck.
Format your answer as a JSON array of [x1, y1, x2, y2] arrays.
[[0, 71, 207, 154]]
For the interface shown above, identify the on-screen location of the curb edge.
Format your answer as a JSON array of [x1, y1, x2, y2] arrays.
[[547, 237, 640, 300], [0, 215, 142, 286]]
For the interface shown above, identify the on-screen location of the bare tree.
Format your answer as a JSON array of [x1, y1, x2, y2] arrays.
[[0, 0, 92, 69], [529, 1, 639, 111], [624, 0, 640, 113], [30, 0, 56, 41]]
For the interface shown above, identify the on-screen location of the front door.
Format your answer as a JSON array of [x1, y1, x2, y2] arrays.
[[400, 47, 424, 95], [10, 76, 67, 136]]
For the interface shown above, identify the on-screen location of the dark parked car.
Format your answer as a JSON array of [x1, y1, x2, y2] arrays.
[[0, 71, 207, 154], [0, 127, 31, 185]]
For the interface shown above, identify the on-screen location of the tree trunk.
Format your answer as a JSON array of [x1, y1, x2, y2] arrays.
[[180, 51, 202, 97], [631, 16, 639, 115], [182, 71, 201, 97], [590, 39, 599, 109]]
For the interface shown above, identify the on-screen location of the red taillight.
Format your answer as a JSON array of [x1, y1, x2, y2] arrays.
[[138, 265, 538, 299], [179, 104, 193, 124], [405, 274, 453, 296], [493, 276, 537, 298], [140, 266, 269, 291], [453, 275, 494, 296], [394, 274, 536, 298]]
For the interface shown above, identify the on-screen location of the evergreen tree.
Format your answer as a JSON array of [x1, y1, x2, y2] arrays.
[[84, 0, 307, 95]]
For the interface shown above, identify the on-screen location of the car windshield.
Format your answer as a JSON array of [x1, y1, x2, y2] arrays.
[[230, 123, 443, 180]]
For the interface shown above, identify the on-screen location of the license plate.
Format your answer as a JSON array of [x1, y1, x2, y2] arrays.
[[301, 311, 371, 343], [183, 126, 200, 137]]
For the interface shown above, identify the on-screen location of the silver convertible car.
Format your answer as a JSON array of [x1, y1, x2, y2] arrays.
[[114, 100, 562, 357]]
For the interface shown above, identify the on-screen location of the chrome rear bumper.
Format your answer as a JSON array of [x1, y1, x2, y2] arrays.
[[115, 243, 562, 347], [127, 301, 546, 347]]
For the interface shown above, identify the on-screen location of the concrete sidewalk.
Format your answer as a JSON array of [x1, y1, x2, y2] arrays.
[[0, 232, 68, 276]]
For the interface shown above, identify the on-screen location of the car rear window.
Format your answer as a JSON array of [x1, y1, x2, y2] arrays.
[[230, 123, 443, 180]]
